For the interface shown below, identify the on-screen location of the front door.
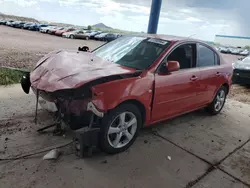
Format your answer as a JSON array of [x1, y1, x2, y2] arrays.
[[152, 43, 201, 122]]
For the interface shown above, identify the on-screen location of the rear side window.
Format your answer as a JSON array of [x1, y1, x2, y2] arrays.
[[197, 44, 218, 67]]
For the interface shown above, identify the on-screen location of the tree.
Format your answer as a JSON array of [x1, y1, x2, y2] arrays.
[[87, 25, 92, 30]]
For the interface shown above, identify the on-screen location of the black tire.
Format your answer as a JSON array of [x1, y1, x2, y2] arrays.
[[207, 86, 227, 115], [99, 103, 142, 154], [70, 35, 74, 39]]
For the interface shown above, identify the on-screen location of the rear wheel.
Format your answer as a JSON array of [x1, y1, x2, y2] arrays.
[[86, 36, 89, 40], [99, 104, 142, 154], [207, 86, 227, 115], [70, 35, 74, 39]]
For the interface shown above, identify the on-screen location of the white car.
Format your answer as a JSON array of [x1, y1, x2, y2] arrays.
[[40, 26, 56, 33], [240, 49, 249, 56]]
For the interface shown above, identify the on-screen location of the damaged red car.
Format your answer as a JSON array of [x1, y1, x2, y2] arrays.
[[21, 35, 233, 154]]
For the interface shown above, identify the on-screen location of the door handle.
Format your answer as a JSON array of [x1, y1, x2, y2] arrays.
[[190, 75, 198, 81]]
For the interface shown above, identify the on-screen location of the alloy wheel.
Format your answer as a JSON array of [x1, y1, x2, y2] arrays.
[[107, 112, 137, 149], [214, 89, 226, 111]]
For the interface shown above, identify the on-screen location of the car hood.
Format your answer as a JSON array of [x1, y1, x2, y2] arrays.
[[30, 50, 136, 92], [233, 61, 250, 70]]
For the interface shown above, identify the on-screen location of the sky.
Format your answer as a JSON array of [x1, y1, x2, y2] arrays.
[[0, 0, 249, 41]]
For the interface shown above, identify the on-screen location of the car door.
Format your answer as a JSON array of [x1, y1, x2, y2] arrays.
[[74, 31, 82, 39], [152, 43, 201, 122], [195, 43, 225, 105]]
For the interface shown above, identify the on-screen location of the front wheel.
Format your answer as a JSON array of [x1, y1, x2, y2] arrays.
[[207, 86, 227, 115], [99, 104, 142, 154], [70, 35, 74, 39]]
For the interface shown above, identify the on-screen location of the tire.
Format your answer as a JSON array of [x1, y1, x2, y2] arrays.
[[70, 35, 74, 39], [86, 36, 89, 40], [99, 103, 142, 154], [207, 86, 227, 115]]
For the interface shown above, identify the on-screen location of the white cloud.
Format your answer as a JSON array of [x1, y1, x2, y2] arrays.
[[3, 0, 38, 7]]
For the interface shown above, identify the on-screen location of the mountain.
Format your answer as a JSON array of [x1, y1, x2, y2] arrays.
[[92, 23, 112, 29], [0, 12, 38, 23]]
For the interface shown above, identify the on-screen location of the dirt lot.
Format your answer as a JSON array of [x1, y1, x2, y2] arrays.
[[1, 26, 250, 188]]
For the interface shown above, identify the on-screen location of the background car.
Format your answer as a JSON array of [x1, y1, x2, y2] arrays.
[[68, 30, 93, 39], [230, 48, 241, 55], [62, 30, 82, 38], [40, 25, 56, 33], [240, 49, 249, 56], [6, 20, 15, 26], [49, 27, 64, 35], [55, 27, 75, 36], [220, 47, 230, 53], [13, 21, 26, 28], [0, 19, 7, 25], [29, 23, 48, 31], [232, 56, 250, 84], [23, 23, 33, 29], [104, 33, 119, 42], [88, 31, 102, 39], [94, 33, 108, 40]]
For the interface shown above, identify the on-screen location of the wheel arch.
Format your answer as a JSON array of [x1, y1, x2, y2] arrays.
[[112, 99, 146, 126], [222, 83, 229, 95]]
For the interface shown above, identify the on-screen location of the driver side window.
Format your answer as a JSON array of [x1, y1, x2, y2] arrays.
[[167, 44, 196, 70]]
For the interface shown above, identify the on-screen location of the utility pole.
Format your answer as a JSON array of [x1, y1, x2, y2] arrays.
[[147, 0, 162, 34]]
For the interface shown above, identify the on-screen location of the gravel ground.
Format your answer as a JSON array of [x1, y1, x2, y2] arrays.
[[0, 25, 249, 104]]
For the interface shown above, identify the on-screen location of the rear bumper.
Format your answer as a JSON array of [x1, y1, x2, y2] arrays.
[[232, 69, 250, 84]]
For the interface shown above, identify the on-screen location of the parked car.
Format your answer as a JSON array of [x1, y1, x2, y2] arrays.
[[88, 31, 102, 39], [21, 35, 233, 154], [94, 33, 108, 40], [239, 49, 249, 56], [23, 23, 33, 29], [48, 27, 64, 35], [232, 56, 250, 84], [62, 30, 82, 38], [6, 20, 15, 26], [104, 33, 120, 42], [219, 47, 230, 53], [55, 27, 75, 36], [0, 19, 7, 25], [64, 30, 92, 39], [29, 24, 48, 31], [230, 48, 241, 55], [13, 21, 26, 28], [40, 26, 56, 33]]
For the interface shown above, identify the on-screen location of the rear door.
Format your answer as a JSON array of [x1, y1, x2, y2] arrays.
[[152, 43, 201, 122], [195, 43, 225, 105]]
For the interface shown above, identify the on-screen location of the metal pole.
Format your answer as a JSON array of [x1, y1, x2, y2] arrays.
[[147, 0, 162, 34]]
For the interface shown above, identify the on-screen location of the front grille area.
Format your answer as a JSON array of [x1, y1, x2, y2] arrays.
[[233, 69, 250, 78]]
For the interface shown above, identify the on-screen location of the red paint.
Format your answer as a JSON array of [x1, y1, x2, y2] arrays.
[[30, 36, 233, 127], [55, 28, 74, 36]]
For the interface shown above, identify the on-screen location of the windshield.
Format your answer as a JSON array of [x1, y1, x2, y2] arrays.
[[92, 36, 170, 70]]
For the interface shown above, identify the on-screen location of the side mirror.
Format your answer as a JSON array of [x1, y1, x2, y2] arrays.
[[166, 61, 180, 72]]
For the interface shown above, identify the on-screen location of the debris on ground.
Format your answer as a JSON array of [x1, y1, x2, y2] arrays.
[[167, 156, 171, 161], [43, 149, 60, 160]]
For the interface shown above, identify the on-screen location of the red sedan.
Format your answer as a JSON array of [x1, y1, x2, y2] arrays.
[[21, 35, 233, 154], [55, 27, 75, 36]]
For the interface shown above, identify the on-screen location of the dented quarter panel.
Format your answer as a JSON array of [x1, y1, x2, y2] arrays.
[[91, 72, 155, 125]]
